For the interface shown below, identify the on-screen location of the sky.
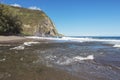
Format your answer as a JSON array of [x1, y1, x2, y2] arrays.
[[1, 0, 120, 36]]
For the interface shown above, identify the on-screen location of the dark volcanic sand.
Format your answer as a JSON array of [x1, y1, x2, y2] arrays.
[[0, 41, 80, 80]]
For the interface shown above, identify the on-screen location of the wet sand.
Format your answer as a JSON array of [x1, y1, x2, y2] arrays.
[[0, 36, 26, 41], [0, 36, 80, 80], [0, 36, 46, 44], [0, 36, 27, 43]]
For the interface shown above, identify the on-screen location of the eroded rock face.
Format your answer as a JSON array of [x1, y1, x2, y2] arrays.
[[22, 13, 58, 36], [3, 4, 59, 36], [34, 16, 58, 37]]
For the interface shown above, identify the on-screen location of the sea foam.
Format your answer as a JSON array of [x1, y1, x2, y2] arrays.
[[26, 36, 120, 43], [26, 36, 120, 49], [23, 42, 39, 46], [46, 55, 94, 65], [10, 45, 25, 50], [73, 55, 94, 61], [10, 41, 39, 50], [56, 55, 94, 65], [113, 44, 120, 48], [0, 58, 6, 62]]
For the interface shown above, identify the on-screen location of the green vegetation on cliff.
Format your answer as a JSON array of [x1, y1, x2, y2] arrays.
[[0, 4, 59, 36], [0, 4, 22, 35]]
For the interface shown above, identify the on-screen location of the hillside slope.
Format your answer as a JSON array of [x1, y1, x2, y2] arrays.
[[0, 4, 59, 36]]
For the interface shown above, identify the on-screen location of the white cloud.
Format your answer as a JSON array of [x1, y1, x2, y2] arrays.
[[29, 6, 41, 11], [11, 3, 21, 7]]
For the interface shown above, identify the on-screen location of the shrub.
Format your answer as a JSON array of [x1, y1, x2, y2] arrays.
[[0, 4, 22, 35]]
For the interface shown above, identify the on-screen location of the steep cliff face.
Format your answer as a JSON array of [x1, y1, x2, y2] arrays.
[[18, 8, 58, 36], [0, 4, 59, 36]]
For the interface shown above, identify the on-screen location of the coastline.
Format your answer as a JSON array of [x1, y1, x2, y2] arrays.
[[0, 36, 80, 80], [1, 36, 120, 80], [0, 36, 55, 43]]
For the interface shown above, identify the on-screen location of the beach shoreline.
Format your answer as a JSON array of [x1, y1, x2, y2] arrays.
[[0, 36, 80, 80], [0, 36, 27, 43], [0, 36, 47, 44]]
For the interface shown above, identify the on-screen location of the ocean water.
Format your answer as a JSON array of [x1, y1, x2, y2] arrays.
[[0, 36, 120, 80]]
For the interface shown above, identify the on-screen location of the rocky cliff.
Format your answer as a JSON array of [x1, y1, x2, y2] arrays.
[[0, 4, 59, 36]]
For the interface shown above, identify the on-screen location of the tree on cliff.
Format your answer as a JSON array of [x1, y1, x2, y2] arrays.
[[0, 4, 22, 35]]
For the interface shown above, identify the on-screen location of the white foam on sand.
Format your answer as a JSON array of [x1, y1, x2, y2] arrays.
[[56, 55, 94, 65], [26, 36, 120, 43], [0, 58, 6, 62], [73, 55, 94, 61], [113, 44, 120, 48], [10, 41, 39, 50], [23, 42, 39, 46], [46, 55, 94, 65], [56, 59, 72, 65], [10, 45, 25, 50], [26, 36, 92, 42], [26, 36, 120, 49]]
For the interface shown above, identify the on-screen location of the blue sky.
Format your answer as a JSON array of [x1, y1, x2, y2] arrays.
[[2, 0, 120, 36]]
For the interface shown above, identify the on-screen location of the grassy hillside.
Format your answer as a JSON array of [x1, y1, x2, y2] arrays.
[[0, 4, 59, 36]]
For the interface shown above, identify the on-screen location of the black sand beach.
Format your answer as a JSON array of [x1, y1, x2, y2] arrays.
[[0, 36, 80, 80]]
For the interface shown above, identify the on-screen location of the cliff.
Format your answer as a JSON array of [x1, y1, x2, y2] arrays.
[[0, 4, 59, 36]]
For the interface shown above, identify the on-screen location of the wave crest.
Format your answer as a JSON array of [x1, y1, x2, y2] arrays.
[[45, 55, 94, 65], [113, 44, 120, 48], [10, 41, 39, 50]]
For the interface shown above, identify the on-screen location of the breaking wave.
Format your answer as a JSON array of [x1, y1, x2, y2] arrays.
[[10, 45, 25, 50], [113, 44, 120, 48], [26, 36, 120, 49], [10, 41, 39, 50], [23, 42, 39, 46], [45, 55, 94, 65], [73, 55, 94, 61], [26, 36, 120, 43]]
